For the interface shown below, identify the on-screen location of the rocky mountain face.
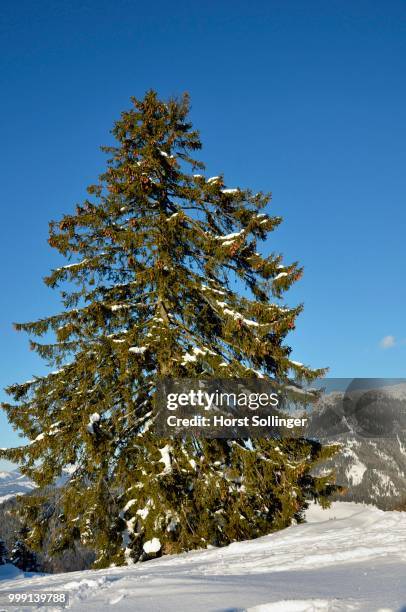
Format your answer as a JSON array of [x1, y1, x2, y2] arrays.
[[0, 470, 35, 504], [0, 479, 95, 573], [307, 382, 406, 509]]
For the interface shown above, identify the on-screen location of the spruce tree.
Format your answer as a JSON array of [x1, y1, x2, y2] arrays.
[[1, 91, 338, 567], [0, 539, 8, 565], [10, 528, 39, 572]]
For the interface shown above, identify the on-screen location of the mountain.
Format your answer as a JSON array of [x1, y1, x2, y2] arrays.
[[0, 471, 35, 504], [0, 466, 78, 506], [1, 502, 405, 611], [0, 472, 95, 574], [306, 382, 406, 509]]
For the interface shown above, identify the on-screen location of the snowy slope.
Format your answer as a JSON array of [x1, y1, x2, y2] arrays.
[[1, 502, 406, 611], [0, 471, 35, 504]]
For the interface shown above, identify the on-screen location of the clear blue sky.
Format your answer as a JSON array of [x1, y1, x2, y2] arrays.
[[1, 0, 405, 469]]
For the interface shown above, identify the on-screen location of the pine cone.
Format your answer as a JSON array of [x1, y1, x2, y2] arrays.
[[229, 241, 240, 256], [140, 175, 152, 191]]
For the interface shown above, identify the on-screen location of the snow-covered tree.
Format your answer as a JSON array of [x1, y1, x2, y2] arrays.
[[1, 91, 338, 567], [10, 528, 39, 572]]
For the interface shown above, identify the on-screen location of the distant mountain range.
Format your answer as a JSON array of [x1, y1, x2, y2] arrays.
[[307, 382, 406, 509], [0, 470, 36, 504]]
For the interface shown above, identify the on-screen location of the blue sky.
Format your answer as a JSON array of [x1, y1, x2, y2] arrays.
[[1, 0, 405, 469]]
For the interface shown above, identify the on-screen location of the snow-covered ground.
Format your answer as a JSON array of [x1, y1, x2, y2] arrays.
[[1, 502, 406, 611]]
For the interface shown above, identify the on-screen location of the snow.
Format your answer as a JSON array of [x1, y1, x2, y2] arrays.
[[121, 499, 136, 513], [0, 563, 23, 581], [274, 272, 288, 280], [1, 503, 406, 611], [158, 445, 172, 474], [345, 458, 367, 486], [216, 300, 260, 328], [129, 346, 147, 354], [136, 501, 152, 521], [107, 331, 128, 339], [31, 432, 45, 443], [200, 283, 225, 295], [398, 434, 406, 456], [50, 368, 67, 375], [284, 385, 309, 396], [207, 176, 221, 183], [193, 346, 216, 357], [87, 413, 100, 435], [371, 470, 400, 497], [56, 258, 89, 271], [180, 352, 197, 364], [214, 230, 244, 241], [251, 599, 340, 612], [181, 346, 216, 364], [143, 538, 161, 554], [341, 446, 368, 487], [221, 188, 239, 194], [250, 368, 265, 378], [0, 469, 36, 504], [243, 318, 260, 327], [247, 602, 331, 612]]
